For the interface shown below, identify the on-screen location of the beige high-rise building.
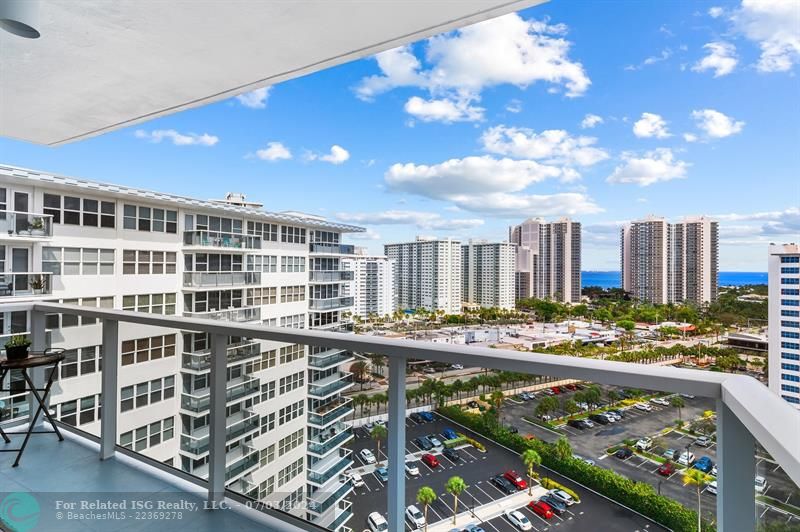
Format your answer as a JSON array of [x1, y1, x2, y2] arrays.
[[509, 217, 581, 303], [620, 215, 718, 305], [461, 240, 516, 310]]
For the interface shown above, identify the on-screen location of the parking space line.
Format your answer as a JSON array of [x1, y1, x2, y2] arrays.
[[426, 503, 444, 522], [522, 505, 551, 528], [473, 482, 498, 504]]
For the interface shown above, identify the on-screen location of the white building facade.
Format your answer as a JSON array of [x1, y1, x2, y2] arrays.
[[768, 243, 800, 409], [461, 240, 515, 310], [508, 218, 581, 304], [384, 237, 461, 314], [0, 164, 360, 530], [342, 247, 394, 320]]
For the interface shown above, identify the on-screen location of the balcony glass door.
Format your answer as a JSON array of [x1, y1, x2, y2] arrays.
[[14, 192, 29, 233], [11, 248, 29, 291]]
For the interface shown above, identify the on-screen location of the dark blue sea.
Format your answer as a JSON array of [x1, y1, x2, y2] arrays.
[[581, 271, 767, 289]]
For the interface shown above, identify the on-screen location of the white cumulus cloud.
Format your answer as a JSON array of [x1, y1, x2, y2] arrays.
[[732, 0, 800, 73], [235, 87, 271, 109], [255, 142, 292, 161], [691, 109, 745, 138], [505, 99, 523, 113], [580, 114, 603, 129], [708, 6, 724, 18], [692, 42, 738, 77], [683, 133, 698, 143], [404, 95, 485, 123], [134, 129, 218, 147], [632, 113, 671, 139], [606, 148, 689, 186], [307, 145, 350, 165]]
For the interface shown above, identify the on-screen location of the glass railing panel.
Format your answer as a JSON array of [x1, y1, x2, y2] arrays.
[[183, 271, 261, 287], [308, 481, 353, 514], [0, 211, 53, 238], [309, 297, 354, 311], [183, 230, 262, 250], [308, 243, 355, 255], [308, 454, 352, 485], [0, 272, 53, 297], [183, 306, 260, 322], [309, 271, 354, 282]]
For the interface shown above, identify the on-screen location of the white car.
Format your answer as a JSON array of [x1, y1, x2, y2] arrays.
[[707, 480, 718, 495], [602, 413, 617, 423], [451, 364, 464, 370], [360, 448, 376, 464], [677, 451, 696, 466], [635, 437, 653, 451], [711, 465, 717, 476], [364, 422, 375, 431], [634, 402, 652, 412], [582, 419, 595, 428], [650, 397, 669, 406], [605, 411, 621, 421], [504, 509, 533, 531], [368, 511, 389, 532], [694, 435, 712, 447], [574, 455, 595, 466], [755, 476, 768, 493], [549, 488, 576, 506], [348, 472, 364, 487], [405, 505, 425, 528], [680, 393, 696, 399], [375, 419, 386, 427], [405, 461, 420, 477]]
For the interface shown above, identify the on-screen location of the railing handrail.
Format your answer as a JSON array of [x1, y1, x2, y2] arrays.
[[27, 301, 800, 487], [0, 271, 53, 276], [0, 210, 53, 218]]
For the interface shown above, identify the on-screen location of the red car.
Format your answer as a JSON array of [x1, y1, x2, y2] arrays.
[[528, 501, 554, 519], [503, 470, 527, 490], [421, 453, 439, 468], [565, 383, 577, 391], [658, 461, 676, 477], [551, 386, 561, 395]]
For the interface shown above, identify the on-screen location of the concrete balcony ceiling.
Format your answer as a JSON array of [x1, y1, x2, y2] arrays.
[[0, 0, 544, 146]]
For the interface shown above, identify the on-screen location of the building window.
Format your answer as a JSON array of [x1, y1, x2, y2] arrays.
[[122, 292, 177, 315], [782, 298, 800, 306], [280, 314, 305, 329], [280, 226, 306, 244], [278, 400, 304, 425], [120, 417, 174, 452], [260, 445, 276, 468], [121, 334, 177, 366], [45, 296, 113, 329], [42, 193, 115, 228], [782, 331, 800, 339], [781, 363, 800, 372], [782, 267, 800, 274], [279, 371, 304, 395], [246, 255, 277, 273], [782, 321, 800, 328], [783, 396, 800, 404], [781, 384, 800, 393], [279, 344, 304, 364], [280, 285, 305, 303], [782, 374, 800, 382], [281, 256, 306, 273], [120, 376, 175, 412], [246, 286, 276, 306], [260, 412, 275, 434], [260, 381, 276, 401], [783, 310, 800, 317], [278, 429, 304, 457], [42, 247, 114, 276], [782, 352, 800, 361], [123, 250, 177, 274], [783, 278, 800, 285], [247, 221, 278, 242], [123, 204, 177, 233], [782, 256, 800, 264], [277, 458, 304, 487]]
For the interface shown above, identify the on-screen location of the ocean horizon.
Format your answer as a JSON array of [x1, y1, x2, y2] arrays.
[[582, 271, 767, 289]]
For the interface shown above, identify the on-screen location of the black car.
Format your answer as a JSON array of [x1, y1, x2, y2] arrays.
[[538, 494, 567, 515], [574, 384, 585, 390], [467, 401, 480, 409], [589, 414, 610, 425], [615, 447, 633, 459], [491, 475, 517, 495], [409, 412, 425, 424], [507, 426, 519, 434], [413, 437, 433, 451], [567, 419, 586, 430], [442, 448, 462, 462]]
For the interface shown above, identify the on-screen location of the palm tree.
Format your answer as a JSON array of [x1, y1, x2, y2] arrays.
[[490, 390, 504, 418], [521, 449, 542, 495], [445, 476, 466, 525], [370, 424, 388, 465], [683, 468, 712, 531], [671, 395, 685, 421], [351, 360, 368, 390], [416, 486, 437, 532], [554, 436, 572, 461]]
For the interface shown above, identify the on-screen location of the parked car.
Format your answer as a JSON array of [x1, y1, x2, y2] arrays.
[[538, 494, 567, 515], [491, 475, 517, 495], [368, 511, 389, 532], [694, 435, 712, 447], [423, 367, 437, 374], [755, 476, 768, 493], [567, 419, 586, 430], [503, 470, 527, 490], [634, 402, 652, 412], [693, 456, 714, 473], [543, 389, 555, 396], [528, 501, 554, 519], [461, 525, 486, 532], [711, 464, 718, 476], [663, 448, 678, 460], [635, 437, 653, 451], [707, 480, 718, 495], [405, 461, 420, 477], [426, 434, 443, 448], [467, 401, 480, 409], [442, 428, 458, 440], [419, 411, 435, 422], [575, 383, 586, 390], [360, 449, 376, 464], [574, 455, 595, 466], [548, 489, 576, 506], [539, 414, 552, 421], [413, 437, 433, 451], [658, 461, 676, 477], [615, 447, 633, 459], [581, 419, 595, 428], [421, 453, 439, 468], [504, 510, 533, 530], [450, 363, 464, 370], [565, 383, 577, 391], [347, 471, 365, 487], [680, 393, 696, 399], [507, 426, 519, 434], [608, 409, 624, 418], [405, 505, 425, 528], [374, 419, 386, 427], [576, 401, 590, 411], [410, 412, 425, 424], [650, 397, 669, 406], [551, 386, 562, 395], [589, 414, 610, 425], [375, 466, 388, 482], [442, 448, 462, 462], [605, 411, 621, 421], [677, 451, 696, 466], [601, 412, 617, 423]]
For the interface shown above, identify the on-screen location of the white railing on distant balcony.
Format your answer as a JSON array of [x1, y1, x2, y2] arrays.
[[0, 272, 53, 297], [308, 243, 355, 255], [181, 340, 261, 371], [183, 306, 260, 322], [183, 230, 262, 250], [181, 375, 261, 412], [309, 296, 354, 311], [0, 210, 53, 238], [309, 270, 354, 283], [11, 302, 800, 532], [183, 271, 262, 288]]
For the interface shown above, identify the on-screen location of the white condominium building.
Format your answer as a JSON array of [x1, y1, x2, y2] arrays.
[[768, 243, 800, 409], [620, 215, 719, 305], [461, 240, 515, 310], [342, 247, 394, 320], [0, 164, 361, 531], [508, 217, 581, 304], [384, 237, 461, 314]]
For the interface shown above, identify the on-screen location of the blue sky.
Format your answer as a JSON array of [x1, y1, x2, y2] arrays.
[[1, 0, 798, 270]]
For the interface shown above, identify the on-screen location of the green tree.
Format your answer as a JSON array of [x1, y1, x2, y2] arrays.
[[564, 399, 580, 418], [554, 436, 572, 461], [351, 360, 369, 390], [416, 486, 437, 532], [490, 390, 505, 418], [670, 395, 685, 421], [370, 424, 388, 464], [446, 476, 467, 525], [683, 468, 712, 532], [521, 448, 542, 495], [606, 389, 620, 407]]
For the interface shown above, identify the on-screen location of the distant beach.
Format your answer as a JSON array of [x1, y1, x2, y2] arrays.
[[582, 271, 767, 289]]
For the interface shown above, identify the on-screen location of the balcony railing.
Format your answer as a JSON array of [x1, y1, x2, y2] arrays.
[[183, 306, 260, 322], [180, 376, 261, 413], [183, 271, 262, 288], [309, 296, 354, 311], [0, 271, 53, 297], [308, 372, 353, 399], [180, 410, 260, 455], [309, 270, 354, 283], [183, 230, 261, 250], [308, 423, 353, 457], [308, 243, 355, 255], [0, 210, 53, 238], [308, 349, 354, 370], [307, 452, 353, 487], [182, 340, 261, 371], [14, 302, 800, 532]]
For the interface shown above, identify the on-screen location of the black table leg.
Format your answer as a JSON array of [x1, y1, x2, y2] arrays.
[[13, 368, 63, 467]]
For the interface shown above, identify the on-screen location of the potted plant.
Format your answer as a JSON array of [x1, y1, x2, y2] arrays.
[[29, 275, 46, 295], [4, 335, 31, 361], [30, 217, 46, 236]]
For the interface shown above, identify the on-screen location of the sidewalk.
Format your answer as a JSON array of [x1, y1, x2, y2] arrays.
[[426, 486, 549, 532]]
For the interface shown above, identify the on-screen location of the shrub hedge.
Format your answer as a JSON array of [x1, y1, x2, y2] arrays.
[[438, 405, 714, 532]]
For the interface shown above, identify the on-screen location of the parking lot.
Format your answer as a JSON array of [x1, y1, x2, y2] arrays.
[[347, 412, 667, 531]]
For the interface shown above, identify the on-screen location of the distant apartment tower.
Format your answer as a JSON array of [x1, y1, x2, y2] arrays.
[[384, 237, 461, 313], [768, 243, 800, 408], [508, 217, 581, 303], [461, 240, 516, 310], [342, 247, 394, 319], [620, 215, 719, 305]]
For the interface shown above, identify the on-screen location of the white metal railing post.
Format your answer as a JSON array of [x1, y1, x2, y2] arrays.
[[717, 399, 755, 531], [100, 319, 119, 459], [28, 310, 47, 428], [208, 334, 228, 506], [387, 356, 406, 532]]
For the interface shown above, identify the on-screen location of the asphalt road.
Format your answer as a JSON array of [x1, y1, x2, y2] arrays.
[[346, 413, 667, 532]]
